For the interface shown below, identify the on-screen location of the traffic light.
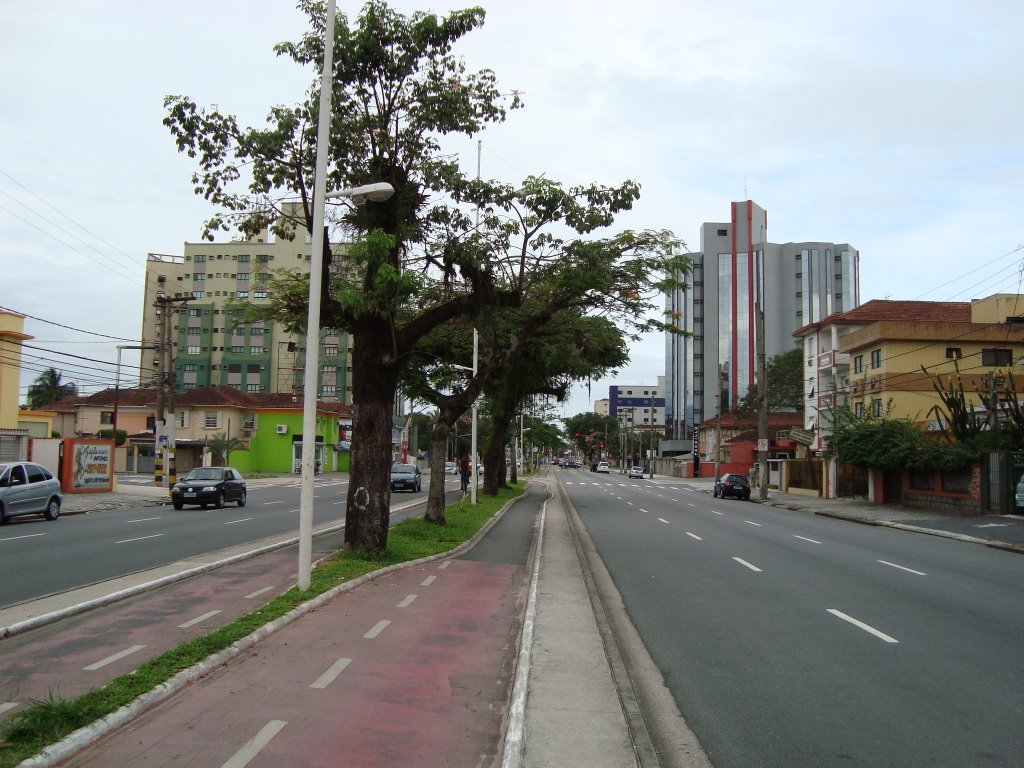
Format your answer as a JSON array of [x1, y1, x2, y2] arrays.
[[599, 442, 604, 449]]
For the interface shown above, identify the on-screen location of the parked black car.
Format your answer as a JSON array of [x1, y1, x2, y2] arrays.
[[171, 467, 247, 509], [713, 473, 751, 500], [390, 463, 421, 493]]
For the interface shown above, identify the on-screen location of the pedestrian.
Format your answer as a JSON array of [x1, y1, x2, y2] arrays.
[[458, 453, 471, 493]]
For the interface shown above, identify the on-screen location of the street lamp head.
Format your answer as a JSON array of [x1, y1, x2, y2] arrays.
[[328, 182, 395, 205]]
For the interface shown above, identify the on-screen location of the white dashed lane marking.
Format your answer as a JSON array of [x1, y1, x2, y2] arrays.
[[310, 658, 352, 689], [222, 720, 287, 768], [83, 645, 146, 671], [685, 532, 703, 541], [244, 586, 274, 599], [732, 557, 762, 572], [827, 609, 899, 643], [794, 535, 821, 544], [658, 518, 670, 525], [878, 560, 927, 576], [178, 610, 222, 629], [421, 575, 436, 586], [364, 620, 391, 639], [398, 594, 417, 608]]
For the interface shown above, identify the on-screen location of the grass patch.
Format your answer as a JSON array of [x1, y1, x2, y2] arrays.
[[0, 485, 524, 766]]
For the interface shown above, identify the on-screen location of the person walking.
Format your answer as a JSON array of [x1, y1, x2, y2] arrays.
[[458, 453, 471, 494]]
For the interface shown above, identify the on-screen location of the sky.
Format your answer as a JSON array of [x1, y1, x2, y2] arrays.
[[2, 0, 1022, 422]]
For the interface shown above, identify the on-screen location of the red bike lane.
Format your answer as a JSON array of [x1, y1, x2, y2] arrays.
[[64, 556, 527, 767]]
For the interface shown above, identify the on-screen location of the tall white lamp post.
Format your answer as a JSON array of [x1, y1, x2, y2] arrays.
[[298, 0, 394, 591]]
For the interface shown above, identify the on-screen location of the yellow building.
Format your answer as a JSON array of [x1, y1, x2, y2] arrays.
[[0, 310, 32, 430], [838, 294, 1024, 426]]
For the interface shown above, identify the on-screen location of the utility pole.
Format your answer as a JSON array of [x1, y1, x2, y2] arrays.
[[756, 301, 768, 499], [649, 394, 655, 478], [154, 295, 192, 488]]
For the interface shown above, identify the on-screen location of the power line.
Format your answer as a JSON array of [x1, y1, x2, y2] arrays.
[[0, 305, 142, 342]]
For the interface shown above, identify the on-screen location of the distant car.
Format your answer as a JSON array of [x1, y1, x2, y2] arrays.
[[0, 461, 62, 524], [714, 473, 751, 500], [628, 466, 644, 479], [390, 463, 422, 492], [172, 467, 247, 510], [596, 461, 610, 473], [444, 461, 457, 475]]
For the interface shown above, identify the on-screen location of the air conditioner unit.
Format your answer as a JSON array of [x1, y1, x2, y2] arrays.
[[276, 424, 288, 434]]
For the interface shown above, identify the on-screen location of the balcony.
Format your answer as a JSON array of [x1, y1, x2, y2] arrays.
[[817, 350, 851, 372]]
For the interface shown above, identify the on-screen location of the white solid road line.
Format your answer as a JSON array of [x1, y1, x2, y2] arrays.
[[732, 557, 762, 572], [221, 719, 287, 768], [244, 586, 274, 599], [364, 620, 391, 639], [794, 535, 822, 544], [744, 520, 763, 527], [878, 560, 927, 576], [0, 532, 45, 542], [83, 644, 146, 671], [398, 594, 417, 608], [310, 658, 352, 689], [178, 610, 222, 629], [827, 609, 899, 643], [685, 532, 703, 541], [223, 518, 254, 525], [421, 575, 436, 586], [114, 534, 164, 545]]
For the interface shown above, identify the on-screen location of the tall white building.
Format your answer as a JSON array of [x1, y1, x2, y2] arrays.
[[665, 200, 860, 439]]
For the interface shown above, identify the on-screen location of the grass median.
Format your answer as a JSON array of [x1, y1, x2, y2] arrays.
[[0, 484, 528, 766]]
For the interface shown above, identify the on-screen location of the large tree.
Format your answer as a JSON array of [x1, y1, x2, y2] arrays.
[[165, 2, 525, 552], [734, 347, 804, 415], [26, 368, 77, 409]]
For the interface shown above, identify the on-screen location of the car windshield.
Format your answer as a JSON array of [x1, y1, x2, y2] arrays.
[[393, 465, 416, 475], [186, 468, 226, 481]]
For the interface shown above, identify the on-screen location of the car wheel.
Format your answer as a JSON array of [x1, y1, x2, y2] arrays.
[[416, 479, 421, 492], [237, 490, 246, 507], [214, 493, 225, 509], [173, 501, 184, 510], [0, 504, 7, 525], [43, 498, 60, 521]]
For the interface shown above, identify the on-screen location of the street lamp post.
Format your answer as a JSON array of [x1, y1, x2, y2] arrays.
[[451, 328, 478, 505], [298, 0, 395, 591]]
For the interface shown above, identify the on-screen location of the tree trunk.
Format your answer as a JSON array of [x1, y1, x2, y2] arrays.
[[345, 329, 400, 552], [483, 416, 510, 494], [424, 421, 451, 525]]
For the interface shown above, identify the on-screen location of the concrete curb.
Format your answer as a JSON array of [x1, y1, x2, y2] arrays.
[[813, 510, 1024, 554], [19, 492, 523, 768]]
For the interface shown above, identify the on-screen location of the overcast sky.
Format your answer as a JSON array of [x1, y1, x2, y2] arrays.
[[2, 0, 1022, 420]]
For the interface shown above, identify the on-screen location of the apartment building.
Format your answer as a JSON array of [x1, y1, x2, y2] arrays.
[[665, 200, 860, 439], [141, 215, 352, 403]]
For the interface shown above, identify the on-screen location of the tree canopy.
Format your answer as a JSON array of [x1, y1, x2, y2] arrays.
[[26, 368, 77, 409]]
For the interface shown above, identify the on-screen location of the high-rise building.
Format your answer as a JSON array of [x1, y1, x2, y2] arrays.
[[665, 200, 860, 439], [141, 214, 352, 403]]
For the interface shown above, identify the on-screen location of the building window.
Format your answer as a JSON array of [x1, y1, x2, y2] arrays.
[[229, 345, 244, 354], [322, 385, 336, 396], [870, 349, 881, 369], [253, 291, 268, 299], [192, 291, 205, 298], [204, 411, 221, 428], [250, 346, 265, 355], [175, 411, 189, 428], [982, 348, 1012, 366], [238, 254, 250, 263], [854, 355, 863, 373], [193, 273, 205, 282], [236, 291, 248, 299], [717, 228, 727, 236], [323, 345, 339, 356], [251, 327, 266, 335], [194, 254, 206, 262], [237, 272, 250, 282], [100, 411, 113, 425], [871, 399, 883, 417], [184, 363, 197, 372], [242, 413, 257, 430], [187, 327, 202, 336], [246, 384, 261, 392], [187, 345, 202, 355], [188, 308, 201, 317], [946, 347, 962, 359]]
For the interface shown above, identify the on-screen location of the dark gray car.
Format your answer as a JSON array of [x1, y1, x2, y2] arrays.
[[171, 467, 246, 509], [0, 462, 62, 523]]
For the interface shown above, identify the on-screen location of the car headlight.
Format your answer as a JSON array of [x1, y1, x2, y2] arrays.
[[201, 485, 218, 492], [172, 484, 184, 492]]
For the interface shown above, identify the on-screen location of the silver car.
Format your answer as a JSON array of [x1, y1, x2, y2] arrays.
[[0, 462, 62, 523]]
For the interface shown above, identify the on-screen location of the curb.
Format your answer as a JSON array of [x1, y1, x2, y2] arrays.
[[20, 491, 525, 768]]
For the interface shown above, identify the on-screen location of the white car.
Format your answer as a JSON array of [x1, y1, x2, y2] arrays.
[[628, 466, 644, 479], [596, 461, 610, 473]]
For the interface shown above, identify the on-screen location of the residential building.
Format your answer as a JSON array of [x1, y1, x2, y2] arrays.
[[594, 399, 610, 417], [664, 200, 860, 441], [793, 299, 973, 454], [141, 210, 353, 403]]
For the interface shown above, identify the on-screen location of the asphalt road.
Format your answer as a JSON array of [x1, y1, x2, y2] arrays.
[[0, 474, 462, 609], [559, 468, 1024, 768]]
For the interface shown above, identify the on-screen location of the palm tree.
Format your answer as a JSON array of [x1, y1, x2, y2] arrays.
[[26, 368, 77, 409], [206, 433, 246, 466]]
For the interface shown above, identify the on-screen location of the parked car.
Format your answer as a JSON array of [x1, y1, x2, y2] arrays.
[[0, 461, 62, 523], [628, 466, 644, 479], [713, 473, 751, 500], [171, 467, 247, 509], [444, 461, 457, 475], [596, 461, 610, 473], [391, 463, 422, 492]]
